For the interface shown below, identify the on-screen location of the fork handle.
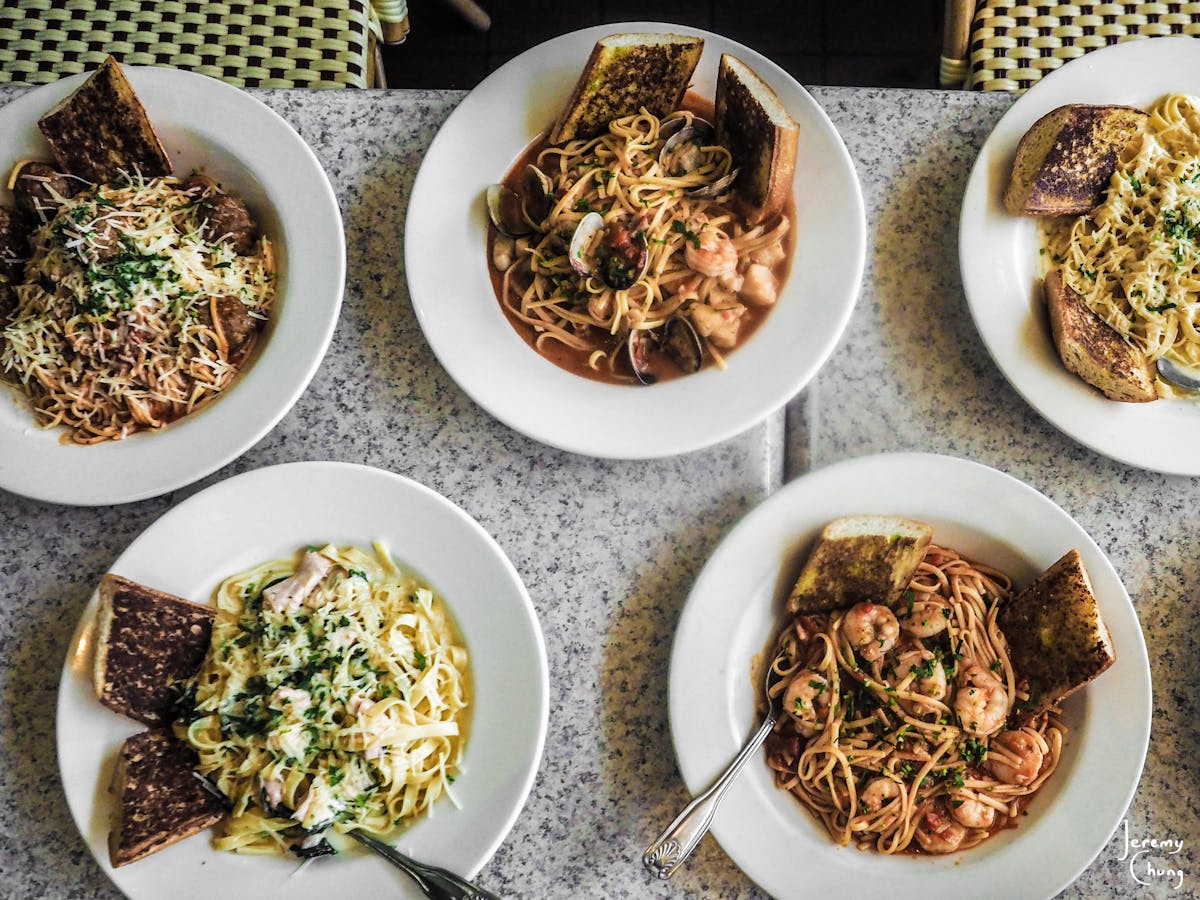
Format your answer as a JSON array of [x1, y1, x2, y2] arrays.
[[642, 714, 776, 879]]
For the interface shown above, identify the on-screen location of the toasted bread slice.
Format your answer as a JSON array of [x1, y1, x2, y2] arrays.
[[1044, 269, 1157, 402], [715, 54, 799, 225], [1004, 103, 1146, 216], [787, 516, 934, 614], [549, 33, 704, 144], [109, 729, 226, 867], [999, 549, 1115, 723], [38, 56, 171, 184], [93, 574, 215, 725]]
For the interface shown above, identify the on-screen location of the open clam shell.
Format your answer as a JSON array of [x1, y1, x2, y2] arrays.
[[520, 164, 554, 224], [688, 168, 739, 198], [628, 328, 658, 385], [662, 315, 703, 374], [627, 315, 704, 385], [569, 211, 605, 277], [486, 183, 532, 237]]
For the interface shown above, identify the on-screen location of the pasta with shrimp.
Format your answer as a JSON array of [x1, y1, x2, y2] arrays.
[[763, 544, 1065, 855]]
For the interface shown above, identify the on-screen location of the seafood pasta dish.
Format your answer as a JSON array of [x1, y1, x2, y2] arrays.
[[765, 542, 1067, 855], [177, 543, 468, 856], [487, 34, 798, 385]]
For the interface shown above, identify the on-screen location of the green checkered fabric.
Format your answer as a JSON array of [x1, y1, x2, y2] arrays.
[[0, 0, 373, 88], [966, 1, 1200, 92]]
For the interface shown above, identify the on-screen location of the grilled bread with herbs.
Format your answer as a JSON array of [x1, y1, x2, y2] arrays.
[[787, 515, 934, 614], [38, 55, 172, 184], [93, 574, 215, 725], [714, 54, 799, 225], [108, 728, 226, 866], [1044, 269, 1158, 402], [549, 33, 704, 144], [999, 549, 1116, 724], [1004, 103, 1147, 216]]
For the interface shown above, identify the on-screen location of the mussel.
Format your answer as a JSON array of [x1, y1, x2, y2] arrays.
[[628, 315, 704, 385], [569, 213, 649, 289]]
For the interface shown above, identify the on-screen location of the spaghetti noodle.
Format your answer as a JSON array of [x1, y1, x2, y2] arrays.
[[763, 545, 1065, 854], [176, 543, 468, 856], [1042, 93, 1200, 393], [0, 173, 275, 442]]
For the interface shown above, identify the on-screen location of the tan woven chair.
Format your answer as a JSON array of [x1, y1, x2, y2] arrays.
[[941, 0, 1200, 91], [0, 0, 389, 88]]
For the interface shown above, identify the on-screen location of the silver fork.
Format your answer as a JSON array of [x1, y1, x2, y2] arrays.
[[642, 658, 784, 878], [349, 830, 501, 900]]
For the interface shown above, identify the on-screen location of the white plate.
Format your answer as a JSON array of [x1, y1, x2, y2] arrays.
[[960, 37, 1200, 475], [57, 461, 548, 900], [669, 452, 1150, 900], [406, 23, 865, 459], [0, 68, 344, 504]]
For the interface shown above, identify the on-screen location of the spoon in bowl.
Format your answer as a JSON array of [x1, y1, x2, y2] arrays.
[[642, 657, 785, 879], [1156, 357, 1200, 393]]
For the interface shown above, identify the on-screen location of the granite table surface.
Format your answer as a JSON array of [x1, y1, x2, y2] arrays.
[[0, 83, 1194, 900]]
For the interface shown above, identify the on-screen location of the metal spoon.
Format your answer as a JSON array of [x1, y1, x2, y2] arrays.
[[643, 658, 785, 879], [1156, 357, 1200, 392], [350, 830, 501, 900]]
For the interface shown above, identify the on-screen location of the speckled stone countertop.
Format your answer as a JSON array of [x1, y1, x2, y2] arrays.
[[0, 85, 1193, 900]]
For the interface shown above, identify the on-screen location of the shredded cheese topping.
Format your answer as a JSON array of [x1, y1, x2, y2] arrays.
[[0, 173, 275, 442]]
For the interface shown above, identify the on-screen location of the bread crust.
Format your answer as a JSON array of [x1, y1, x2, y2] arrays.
[[94, 574, 215, 725], [787, 516, 934, 614], [1044, 269, 1157, 402], [550, 34, 704, 144], [1004, 103, 1146, 216], [108, 729, 226, 867], [998, 549, 1115, 724], [715, 55, 798, 225], [38, 55, 171, 184]]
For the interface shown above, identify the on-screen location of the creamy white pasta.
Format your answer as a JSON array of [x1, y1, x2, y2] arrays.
[[176, 543, 469, 856], [1043, 94, 1200, 393]]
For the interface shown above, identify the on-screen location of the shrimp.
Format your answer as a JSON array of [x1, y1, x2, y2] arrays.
[[915, 802, 967, 853], [897, 593, 951, 638], [684, 217, 739, 278], [949, 790, 997, 829], [895, 649, 947, 713], [858, 777, 902, 816], [782, 669, 831, 737], [986, 730, 1045, 785], [841, 602, 899, 662], [954, 663, 1008, 736]]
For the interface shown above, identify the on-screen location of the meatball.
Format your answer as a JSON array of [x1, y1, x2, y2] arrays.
[[0, 282, 16, 326], [0, 206, 28, 282], [12, 162, 77, 221], [199, 295, 260, 365], [197, 191, 258, 255]]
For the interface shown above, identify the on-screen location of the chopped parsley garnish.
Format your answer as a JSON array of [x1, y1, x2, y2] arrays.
[[671, 219, 701, 249]]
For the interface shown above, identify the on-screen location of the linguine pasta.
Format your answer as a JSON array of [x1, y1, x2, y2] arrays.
[[177, 543, 468, 855], [764, 545, 1064, 855], [494, 108, 790, 379], [1042, 94, 1200, 393]]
